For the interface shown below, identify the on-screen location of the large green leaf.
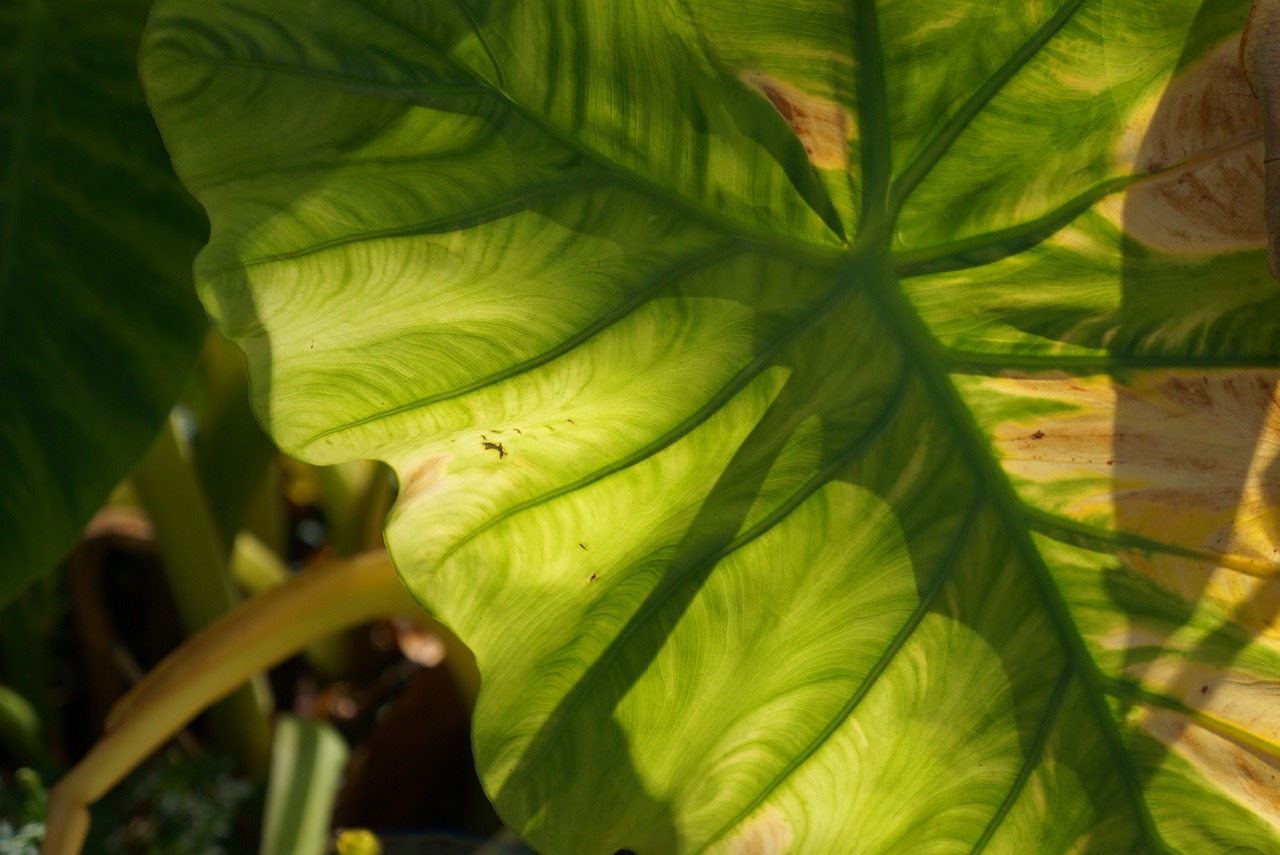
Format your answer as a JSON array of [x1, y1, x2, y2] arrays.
[[141, 0, 1280, 851], [0, 0, 207, 603]]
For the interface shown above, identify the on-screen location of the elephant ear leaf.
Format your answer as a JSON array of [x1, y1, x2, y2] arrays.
[[141, 0, 1280, 851], [1, 0, 207, 604]]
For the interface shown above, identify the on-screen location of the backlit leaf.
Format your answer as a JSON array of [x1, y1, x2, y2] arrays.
[[141, 1, 1280, 850]]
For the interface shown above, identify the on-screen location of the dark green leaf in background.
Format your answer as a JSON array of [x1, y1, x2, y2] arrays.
[[1, 0, 207, 603]]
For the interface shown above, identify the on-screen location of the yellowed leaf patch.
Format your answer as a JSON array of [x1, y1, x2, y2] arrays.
[[1105, 39, 1265, 254], [989, 370, 1280, 571], [977, 369, 1280, 634], [717, 805, 794, 855], [741, 72, 851, 170], [1139, 706, 1280, 832]]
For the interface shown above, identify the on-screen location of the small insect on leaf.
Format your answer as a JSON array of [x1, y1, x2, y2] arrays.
[[481, 440, 507, 459]]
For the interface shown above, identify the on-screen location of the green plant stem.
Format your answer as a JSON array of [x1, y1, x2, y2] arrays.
[[42, 551, 420, 855], [309, 460, 396, 677], [244, 459, 288, 558], [0, 681, 53, 774], [260, 714, 350, 855], [314, 463, 360, 554], [231, 532, 350, 678], [193, 331, 280, 552], [314, 460, 395, 556], [130, 416, 271, 776], [0, 594, 54, 746], [229, 532, 289, 596], [354, 461, 396, 551]]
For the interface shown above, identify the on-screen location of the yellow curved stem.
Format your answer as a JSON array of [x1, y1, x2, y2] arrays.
[[42, 550, 422, 855]]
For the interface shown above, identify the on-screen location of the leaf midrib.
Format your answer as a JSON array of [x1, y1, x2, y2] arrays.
[[868, 258, 1167, 850], [864, 0, 1166, 847]]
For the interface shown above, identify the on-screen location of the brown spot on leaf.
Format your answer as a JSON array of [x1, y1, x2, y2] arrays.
[[741, 71, 850, 170], [398, 454, 449, 504], [481, 440, 506, 459], [723, 805, 793, 854], [1031, 430, 1045, 440]]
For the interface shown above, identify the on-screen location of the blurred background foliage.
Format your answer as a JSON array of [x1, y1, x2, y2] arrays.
[[0, 0, 530, 850]]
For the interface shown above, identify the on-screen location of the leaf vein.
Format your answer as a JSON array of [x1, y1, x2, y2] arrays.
[[170, 25, 844, 262], [969, 662, 1075, 855], [945, 353, 1280, 372], [210, 174, 608, 273], [296, 239, 752, 451], [505, 357, 914, 796], [700, 490, 985, 852], [1026, 508, 1280, 580], [428, 257, 870, 563], [867, 265, 1168, 848], [1104, 678, 1280, 760], [887, 0, 1090, 223]]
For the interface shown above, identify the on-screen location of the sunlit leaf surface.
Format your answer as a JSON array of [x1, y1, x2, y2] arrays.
[[142, 0, 1280, 850], [0, 0, 206, 603]]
